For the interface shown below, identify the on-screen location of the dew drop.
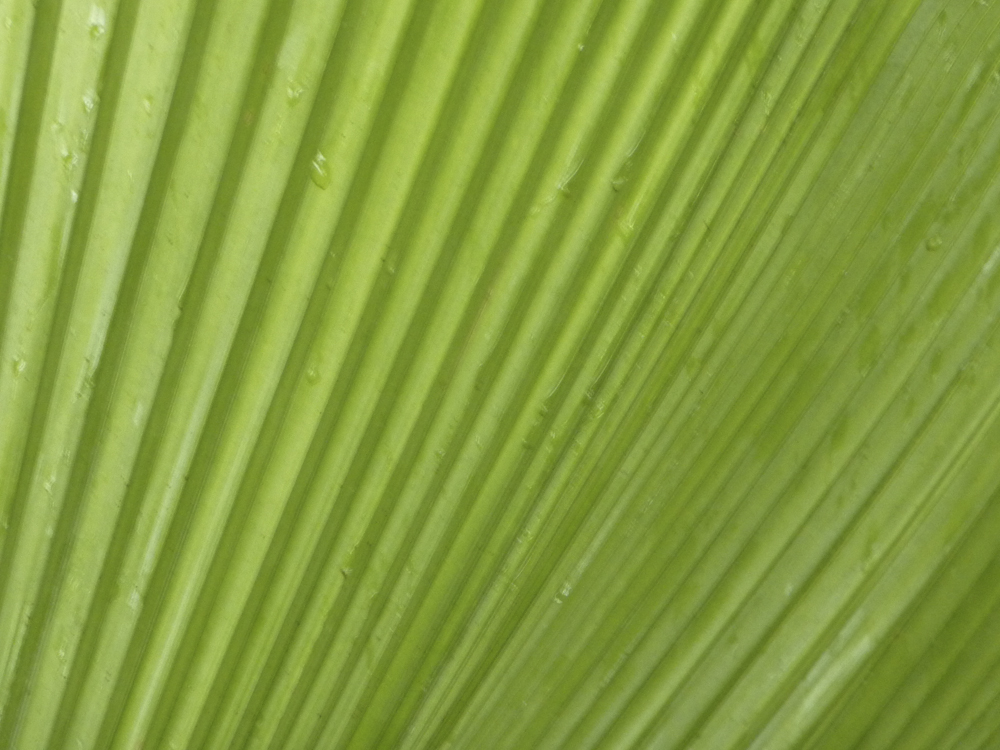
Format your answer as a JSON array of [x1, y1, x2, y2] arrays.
[[142, 96, 153, 115], [926, 235, 943, 251], [82, 89, 97, 113], [305, 366, 319, 384], [310, 151, 330, 189], [11, 355, 26, 376], [60, 147, 78, 173], [87, 5, 106, 38], [286, 80, 305, 104]]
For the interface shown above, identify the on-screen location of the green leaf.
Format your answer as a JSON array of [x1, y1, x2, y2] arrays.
[[2, 0, 1000, 748]]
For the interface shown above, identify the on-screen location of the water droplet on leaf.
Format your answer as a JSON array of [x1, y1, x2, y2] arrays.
[[310, 151, 330, 189], [286, 80, 305, 104], [60, 147, 78, 173], [88, 5, 106, 38]]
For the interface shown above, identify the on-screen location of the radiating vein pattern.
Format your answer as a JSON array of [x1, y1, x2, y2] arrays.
[[2, 0, 1000, 748]]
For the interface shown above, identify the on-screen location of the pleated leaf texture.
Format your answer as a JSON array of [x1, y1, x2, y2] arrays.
[[3, 0, 1000, 748]]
